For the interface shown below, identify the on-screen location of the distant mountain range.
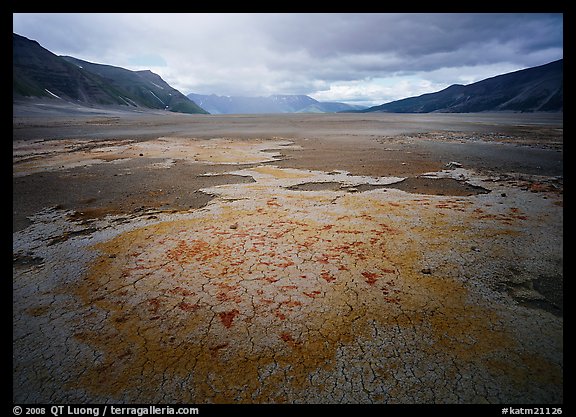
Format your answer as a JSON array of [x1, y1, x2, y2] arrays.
[[13, 33, 208, 114], [186, 93, 366, 114], [14, 32, 562, 116], [13, 32, 364, 116], [356, 59, 562, 113]]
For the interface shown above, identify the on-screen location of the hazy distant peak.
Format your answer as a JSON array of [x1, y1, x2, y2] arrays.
[[186, 92, 366, 114]]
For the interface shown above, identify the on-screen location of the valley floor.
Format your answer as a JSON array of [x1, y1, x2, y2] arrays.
[[13, 109, 563, 404]]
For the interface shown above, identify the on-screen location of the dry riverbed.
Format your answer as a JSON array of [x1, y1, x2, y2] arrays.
[[13, 110, 563, 404]]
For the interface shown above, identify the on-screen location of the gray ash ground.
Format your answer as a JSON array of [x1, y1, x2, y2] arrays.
[[13, 109, 563, 404]]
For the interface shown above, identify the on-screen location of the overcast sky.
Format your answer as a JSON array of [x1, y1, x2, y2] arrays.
[[13, 13, 563, 106]]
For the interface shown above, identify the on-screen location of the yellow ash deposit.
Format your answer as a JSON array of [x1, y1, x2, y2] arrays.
[[66, 167, 561, 403]]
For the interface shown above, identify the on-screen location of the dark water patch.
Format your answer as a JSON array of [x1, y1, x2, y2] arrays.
[[13, 253, 45, 269], [288, 182, 344, 192], [384, 177, 490, 196], [288, 177, 490, 196], [48, 227, 99, 245], [13, 157, 258, 232], [67, 190, 217, 223], [287, 181, 390, 193], [518, 299, 562, 317], [503, 274, 563, 317], [530, 274, 563, 317]]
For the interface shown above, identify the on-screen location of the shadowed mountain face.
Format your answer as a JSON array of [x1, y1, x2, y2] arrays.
[[359, 59, 563, 113], [187, 93, 366, 114], [13, 33, 208, 114]]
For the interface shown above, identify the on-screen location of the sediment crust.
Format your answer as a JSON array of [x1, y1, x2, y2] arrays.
[[13, 112, 563, 404]]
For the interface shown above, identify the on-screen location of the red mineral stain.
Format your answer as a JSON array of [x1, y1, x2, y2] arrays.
[[128, 265, 147, 271], [321, 271, 336, 283], [167, 239, 215, 263], [303, 291, 321, 299], [178, 302, 199, 312], [275, 311, 287, 320], [217, 292, 242, 303], [216, 283, 238, 291], [377, 223, 398, 234], [219, 309, 240, 328], [281, 300, 302, 308], [148, 298, 161, 313], [528, 182, 553, 193], [335, 230, 363, 235], [280, 332, 301, 348], [168, 286, 195, 296], [362, 271, 379, 285]]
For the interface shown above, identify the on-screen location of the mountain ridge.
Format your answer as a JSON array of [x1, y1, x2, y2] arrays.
[[13, 33, 208, 115], [355, 59, 563, 113], [187, 92, 366, 114]]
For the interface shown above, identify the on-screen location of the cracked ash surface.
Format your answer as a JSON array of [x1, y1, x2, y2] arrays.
[[13, 112, 562, 404]]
